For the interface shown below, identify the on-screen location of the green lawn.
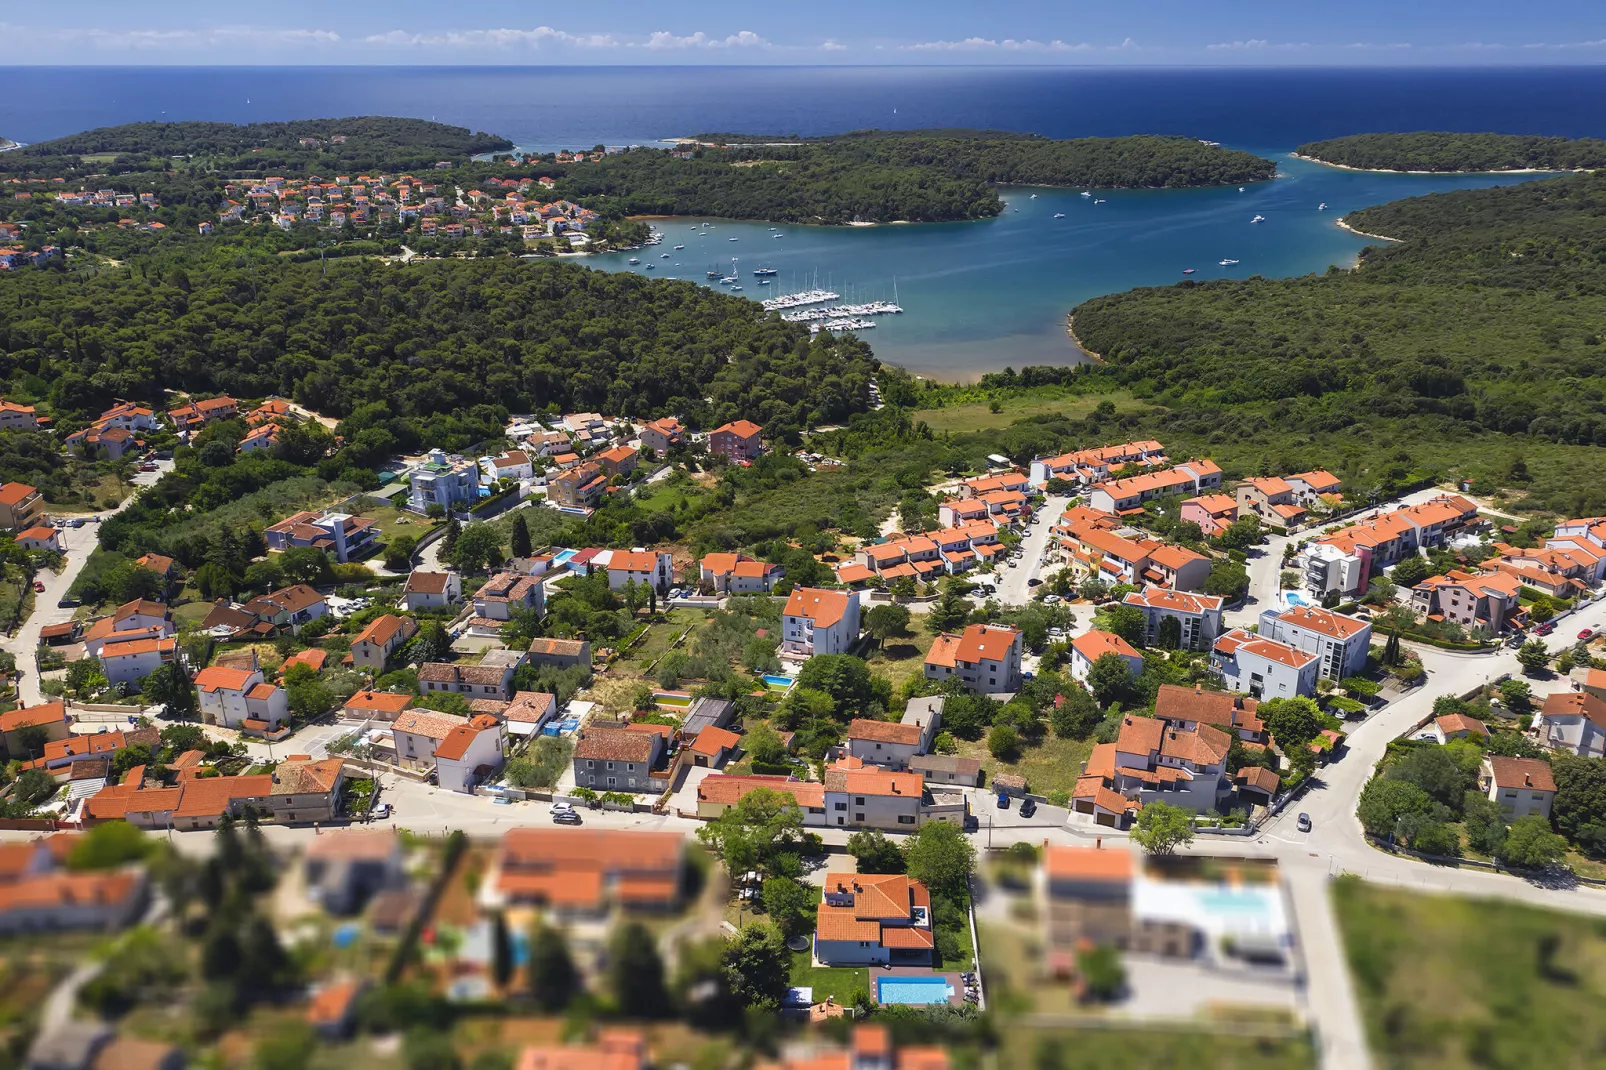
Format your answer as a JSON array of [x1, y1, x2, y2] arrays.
[[348, 500, 438, 545], [998, 1025, 1313, 1070], [911, 387, 1134, 434], [864, 630, 936, 696], [618, 609, 706, 673], [633, 474, 714, 516], [956, 733, 1094, 797], [1335, 876, 1606, 1069], [789, 949, 866, 1004]]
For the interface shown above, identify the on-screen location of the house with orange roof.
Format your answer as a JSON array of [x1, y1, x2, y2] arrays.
[[595, 444, 640, 478], [687, 725, 741, 768], [1434, 712, 1488, 743], [0, 846, 148, 935], [1211, 629, 1319, 699], [98, 636, 178, 688], [1537, 691, 1606, 757], [307, 978, 368, 1039], [487, 828, 685, 915], [752, 1025, 949, 1070], [133, 552, 176, 583], [1029, 440, 1167, 487], [708, 419, 763, 461], [956, 471, 1031, 499], [1258, 604, 1373, 679], [814, 872, 934, 966], [605, 549, 674, 593], [0, 481, 43, 531], [1121, 585, 1225, 650], [1549, 517, 1606, 584], [0, 701, 70, 758], [350, 613, 419, 670], [514, 1029, 650, 1070], [0, 398, 38, 432], [821, 763, 949, 831], [193, 664, 288, 732], [782, 587, 861, 658], [1481, 756, 1556, 820], [472, 570, 545, 623], [15, 525, 60, 553], [343, 689, 415, 721], [1040, 844, 1136, 950], [167, 395, 238, 433], [548, 460, 607, 510], [1408, 569, 1522, 634], [845, 718, 925, 770], [1086, 464, 1213, 515], [434, 713, 507, 792], [637, 416, 683, 456], [401, 569, 462, 612], [264, 509, 378, 563], [700, 551, 784, 594], [1180, 493, 1239, 537], [1068, 629, 1143, 687], [282, 647, 328, 674], [1287, 470, 1343, 503], [923, 623, 1023, 694], [1154, 683, 1265, 743], [1110, 713, 1234, 813], [696, 773, 828, 822]]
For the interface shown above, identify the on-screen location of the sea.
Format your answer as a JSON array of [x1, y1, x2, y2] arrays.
[[3, 65, 1602, 378]]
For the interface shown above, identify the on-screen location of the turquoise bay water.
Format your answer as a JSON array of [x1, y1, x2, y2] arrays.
[[584, 153, 1544, 378]]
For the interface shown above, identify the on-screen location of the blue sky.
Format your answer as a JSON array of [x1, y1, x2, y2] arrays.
[[6, 0, 1606, 65]]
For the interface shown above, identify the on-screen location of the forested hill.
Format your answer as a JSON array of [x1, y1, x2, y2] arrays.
[[9, 117, 514, 176], [1065, 170, 1606, 514], [0, 253, 877, 442], [547, 133, 1275, 224], [1296, 132, 1606, 173]]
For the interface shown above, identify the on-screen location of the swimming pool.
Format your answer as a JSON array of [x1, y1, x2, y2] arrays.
[[551, 548, 578, 568], [1284, 591, 1309, 607], [876, 976, 953, 1005], [762, 674, 795, 690]]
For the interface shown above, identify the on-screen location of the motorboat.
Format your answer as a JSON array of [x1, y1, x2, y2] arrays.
[[1080, 191, 1091, 197], [1251, 215, 1265, 223], [628, 257, 640, 264], [1219, 258, 1239, 266], [1053, 212, 1065, 218], [1182, 268, 1195, 274]]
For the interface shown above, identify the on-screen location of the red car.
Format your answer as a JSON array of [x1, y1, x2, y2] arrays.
[[1580, 628, 1598, 641], [1535, 622, 1556, 636], [31, 581, 44, 593]]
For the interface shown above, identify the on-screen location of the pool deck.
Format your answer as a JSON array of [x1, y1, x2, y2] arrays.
[[873, 967, 970, 1007]]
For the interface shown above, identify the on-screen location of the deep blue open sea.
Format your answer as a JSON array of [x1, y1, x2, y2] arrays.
[[4, 65, 1603, 376]]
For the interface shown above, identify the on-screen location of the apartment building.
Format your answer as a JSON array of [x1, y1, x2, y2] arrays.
[[1028, 440, 1167, 487], [605, 549, 674, 593], [407, 450, 480, 513], [699, 552, 784, 593], [1181, 493, 1239, 537], [924, 623, 1024, 694], [265, 510, 379, 563], [1536, 691, 1606, 757], [1211, 629, 1319, 699], [1257, 605, 1373, 681], [782, 587, 861, 657], [193, 665, 288, 732], [548, 461, 607, 510], [1409, 570, 1522, 633], [350, 614, 418, 671], [1120, 586, 1225, 651], [1235, 477, 1307, 530], [708, 419, 763, 461], [0, 482, 43, 532], [637, 416, 683, 456]]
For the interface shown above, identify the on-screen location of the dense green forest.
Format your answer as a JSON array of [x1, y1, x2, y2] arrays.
[[1058, 170, 1606, 514], [1297, 132, 1606, 173], [8, 117, 513, 177], [545, 132, 1275, 224], [0, 251, 878, 439]]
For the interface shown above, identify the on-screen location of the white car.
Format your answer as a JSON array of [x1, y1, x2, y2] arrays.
[[371, 802, 391, 819]]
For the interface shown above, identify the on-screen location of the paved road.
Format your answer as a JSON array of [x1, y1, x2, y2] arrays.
[[4, 461, 171, 706], [996, 494, 1069, 607]]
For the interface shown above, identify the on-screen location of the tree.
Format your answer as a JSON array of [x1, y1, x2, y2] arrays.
[[1357, 778, 1433, 837], [927, 582, 971, 633], [1516, 640, 1551, 675], [1529, 599, 1556, 624], [695, 787, 805, 875], [490, 911, 514, 991], [256, 1022, 317, 1070], [1497, 677, 1532, 712], [1386, 745, 1475, 810], [1095, 604, 1146, 648], [864, 604, 911, 649], [1085, 652, 1136, 708], [1462, 792, 1509, 856], [193, 561, 237, 601], [383, 534, 418, 571], [1552, 752, 1606, 856], [509, 513, 532, 559], [745, 722, 789, 767], [15, 725, 49, 760], [794, 654, 874, 714], [1259, 696, 1323, 751], [66, 821, 152, 871], [608, 921, 670, 1018], [449, 523, 505, 573], [526, 923, 578, 1011], [987, 723, 1019, 759], [721, 922, 791, 1009], [441, 514, 462, 556], [1050, 683, 1101, 739], [902, 820, 975, 899], [287, 677, 334, 722], [1130, 801, 1195, 855], [846, 829, 905, 874], [280, 546, 334, 585], [1498, 814, 1568, 869], [760, 876, 812, 940], [142, 661, 197, 720], [1391, 556, 1431, 587], [1215, 515, 1262, 552], [410, 620, 451, 665], [1077, 944, 1125, 1001], [66, 658, 109, 699], [1155, 615, 1182, 650], [940, 692, 995, 740], [1382, 630, 1403, 667], [1204, 558, 1250, 602]]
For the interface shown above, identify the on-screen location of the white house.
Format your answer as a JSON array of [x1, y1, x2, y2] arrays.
[[408, 449, 479, 513], [605, 550, 675, 594], [390, 709, 469, 774], [1481, 756, 1557, 820], [1109, 714, 1233, 813], [1211, 629, 1319, 699], [923, 623, 1024, 694], [1257, 605, 1372, 682], [813, 872, 934, 967], [432, 714, 507, 793], [400, 570, 461, 612], [481, 449, 534, 484], [845, 718, 924, 771], [98, 637, 178, 688], [1121, 586, 1225, 651], [1068, 630, 1144, 687], [193, 665, 288, 731], [699, 552, 784, 594], [781, 588, 861, 658], [472, 572, 544, 621], [1536, 691, 1606, 758]]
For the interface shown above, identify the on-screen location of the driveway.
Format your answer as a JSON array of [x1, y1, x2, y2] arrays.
[[996, 494, 1069, 607]]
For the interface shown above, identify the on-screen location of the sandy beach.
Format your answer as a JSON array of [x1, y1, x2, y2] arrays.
[[1064, 316, 1104, 364], [1291, 152, 1570, 176], [1334, 217, 1402, 243]]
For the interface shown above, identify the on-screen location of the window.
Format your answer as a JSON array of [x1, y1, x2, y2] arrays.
[[585, 760, 594, 769], [834, 802, 847, 811], [607, 777, 617, 787], [856, 796, 866, 805], [898, 815, 915, 825], [855, 813, 865, 822], [607, 761, 615, 770]]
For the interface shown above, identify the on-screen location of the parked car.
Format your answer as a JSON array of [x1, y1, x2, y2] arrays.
[[1019, 798, 1037, 819], [56, 597, 78, 608], [1027, 577, 1043, 587], [1536, 622, 1557, 636], [1579, 628, 1598, 641], [1297, 813, 1313, 833], [996, 792, 1011, 810], [1043, 594, 1062, 605], [139, 463, 157, 472], [31, 581, 43, 593], [371, 802, 391, 819]]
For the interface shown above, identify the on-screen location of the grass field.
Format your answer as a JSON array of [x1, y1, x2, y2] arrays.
[[789, 949, 866, 1004], [998, 1024, 1314, 1070], [864, 630, 937, 696], [617, 608, 706, 674], [957, 733, 1093, 797], [912, 387, 1134, 435], [352, 501, 437, 545], [1334, 877, 1606, 1070]]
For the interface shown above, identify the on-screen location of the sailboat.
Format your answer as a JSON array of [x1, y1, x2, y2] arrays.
[[1318, 202, 1327, 211], [1219, 258, 1239, 266], [1250, 215, 1265, 223]]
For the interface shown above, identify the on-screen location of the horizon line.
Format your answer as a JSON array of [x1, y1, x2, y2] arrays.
[[6, 61, 1606, 70]]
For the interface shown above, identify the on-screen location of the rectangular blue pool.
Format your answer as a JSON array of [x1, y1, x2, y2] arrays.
[[876, 976, 953, 1005]]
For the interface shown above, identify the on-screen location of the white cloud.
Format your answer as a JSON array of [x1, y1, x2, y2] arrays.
[[821, 39, 848, 52], [1343, 42, 1413, 50], [643, 30, 770, 50], [363, 27, 618, 48], [50, 25, 341, 49], [901, 37, 1093, 53], [1207, 40, 1311, 51]]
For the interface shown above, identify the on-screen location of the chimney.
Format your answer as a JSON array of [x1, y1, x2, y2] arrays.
[[1095, 837, 1103, 849]]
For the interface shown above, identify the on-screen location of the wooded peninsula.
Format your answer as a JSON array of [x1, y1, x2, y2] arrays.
[[1296, 131, 1606, 173]]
